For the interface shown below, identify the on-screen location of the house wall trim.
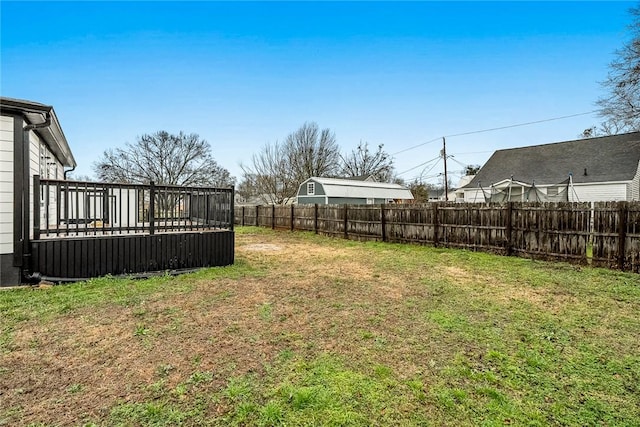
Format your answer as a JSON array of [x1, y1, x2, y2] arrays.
[[12, 114, 25, 269]]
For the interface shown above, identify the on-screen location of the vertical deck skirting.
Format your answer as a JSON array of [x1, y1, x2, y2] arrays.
[[29, 230, 234, 280]]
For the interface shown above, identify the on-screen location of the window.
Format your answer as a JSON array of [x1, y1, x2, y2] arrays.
[[307, 182, 315, 195], [366, 198, 375, 205]]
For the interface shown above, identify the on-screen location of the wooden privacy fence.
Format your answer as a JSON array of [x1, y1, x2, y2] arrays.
[[235, 202, 640, 272]]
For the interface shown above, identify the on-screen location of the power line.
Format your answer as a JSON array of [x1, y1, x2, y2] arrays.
[[391, 137, 441, 156], [419, 159, 442, 181], [392, 110, 597, 157], [396, 155, 440, 176], [450, 150, 494, 156], [448, 156, 468, 169], [393, 110, 598, 181], [443, 110, 597, 138]]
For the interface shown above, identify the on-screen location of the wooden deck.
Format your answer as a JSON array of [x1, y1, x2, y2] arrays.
[[27, 177, 235, 282]]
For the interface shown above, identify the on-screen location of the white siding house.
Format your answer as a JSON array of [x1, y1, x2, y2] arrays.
[[0, 97, 76, 286], [0, 116, 14, 256], [461, 132, 640, 203]]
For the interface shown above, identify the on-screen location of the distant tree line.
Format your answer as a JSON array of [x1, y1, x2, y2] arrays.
[[92, 125, 477, 205]]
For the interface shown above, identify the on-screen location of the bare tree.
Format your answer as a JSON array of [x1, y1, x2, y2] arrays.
[[596, 5, 640, 134], [339, 141, 394, 182], [94, 131, 234, 187], [239, 142, 298, 205], [285, 122, 341, 179], [239, 122, 341, 204]]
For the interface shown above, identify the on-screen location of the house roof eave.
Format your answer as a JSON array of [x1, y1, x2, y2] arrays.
[[0, 97, 77, 168]]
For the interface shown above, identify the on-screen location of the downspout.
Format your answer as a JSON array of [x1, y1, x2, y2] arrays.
[[63, 165, 76, 180], [21, 110, 52, 277]]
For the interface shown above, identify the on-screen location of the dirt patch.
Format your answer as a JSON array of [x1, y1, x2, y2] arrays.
[[241, 243, 283, 252]]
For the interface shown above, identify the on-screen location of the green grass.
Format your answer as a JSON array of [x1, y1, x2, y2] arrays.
[[2, 226, 639, 426]]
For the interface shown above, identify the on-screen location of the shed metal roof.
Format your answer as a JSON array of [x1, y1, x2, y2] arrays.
[[464, 132, 640, 188], [302, 177, 414, 200], [0, 97, 76, 168]]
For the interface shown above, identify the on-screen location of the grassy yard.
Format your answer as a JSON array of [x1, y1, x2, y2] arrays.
[[1, 227, 639, 426]]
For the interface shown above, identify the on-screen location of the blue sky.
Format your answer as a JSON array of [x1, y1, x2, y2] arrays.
[[1, 1, 634, 185]]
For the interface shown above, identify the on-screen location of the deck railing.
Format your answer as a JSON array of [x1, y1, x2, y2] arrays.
[[34, 176, 234, 239]]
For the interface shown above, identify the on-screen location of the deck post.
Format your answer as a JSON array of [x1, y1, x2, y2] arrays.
[[149, 181, 156, 235], [230, 188, 235, 231], [205, 192, 211, 227], [33, 175, 41, 241]]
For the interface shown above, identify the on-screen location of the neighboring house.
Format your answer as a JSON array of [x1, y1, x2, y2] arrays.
[[427, 189, 445, 202], [454, 175, 475, 202], [297, 177, 414, 205], [0, 97, 76, 285], [461, 132, 640, 203], [427, 188, 458, 202]]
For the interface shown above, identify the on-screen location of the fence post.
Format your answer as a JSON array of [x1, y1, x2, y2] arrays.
[[33, 175, 41, 240], [617, 201, 628, 270], [205, 192, 211, 227], [272, 204, 275, 230], [149, 180, 155, 235], [314, 204, 319, 234], [344, 204, 348, 239], [505, 202, 513, 256], [242, 206, 245, 227], [433, 203, 439, 247], [381, 204, 387, 242], [290, 204, 295, 231]]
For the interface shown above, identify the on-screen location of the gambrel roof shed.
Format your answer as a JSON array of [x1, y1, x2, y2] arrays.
[[297, 177, 414, 205]]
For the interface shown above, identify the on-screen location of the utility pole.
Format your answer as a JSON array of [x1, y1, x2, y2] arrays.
[[442, 137, 448, 200]]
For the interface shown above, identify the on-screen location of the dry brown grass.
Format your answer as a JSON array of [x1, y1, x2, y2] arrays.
[[1, 228, 639, 426]]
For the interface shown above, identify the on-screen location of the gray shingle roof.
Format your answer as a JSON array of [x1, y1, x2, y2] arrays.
[[464, 132, 640, 188]]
